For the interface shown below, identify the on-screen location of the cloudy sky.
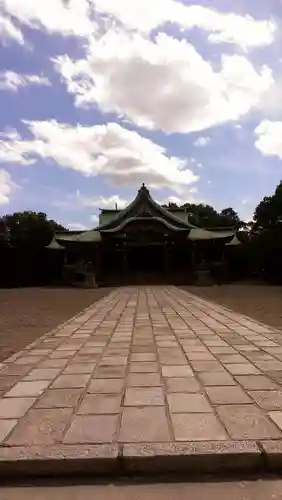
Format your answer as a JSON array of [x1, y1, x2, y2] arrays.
[[0, 0, 282, 229]]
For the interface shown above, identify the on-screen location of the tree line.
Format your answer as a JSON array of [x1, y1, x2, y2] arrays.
[[162, 203, 243, 228], [1, 180, 282, 285]]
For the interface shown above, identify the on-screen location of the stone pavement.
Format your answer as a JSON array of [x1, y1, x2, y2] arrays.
[[1, 286, 282, 477]]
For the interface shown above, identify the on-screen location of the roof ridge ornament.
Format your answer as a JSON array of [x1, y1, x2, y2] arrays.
[[139, 182, 149, 195]]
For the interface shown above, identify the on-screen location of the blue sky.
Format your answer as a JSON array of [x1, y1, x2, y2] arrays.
[[0, 0, 282, 229]]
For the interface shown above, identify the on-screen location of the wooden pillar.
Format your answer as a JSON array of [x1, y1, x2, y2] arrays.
[[191, 242, 195, 270], [163, 243, 169, 276], [95, 245, 101, 279], [123, 246, 128, 280]]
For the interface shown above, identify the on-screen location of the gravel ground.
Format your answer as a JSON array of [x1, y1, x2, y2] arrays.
[[184, 284, 282, 330], [0, 288, 113, 363]]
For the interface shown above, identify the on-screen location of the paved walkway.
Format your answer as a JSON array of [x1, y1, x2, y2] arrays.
[[1, 286, 282, 477]]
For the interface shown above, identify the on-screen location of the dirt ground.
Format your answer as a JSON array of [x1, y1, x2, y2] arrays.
[[185, 284, 282, 330], [0, 288, 112, 363]]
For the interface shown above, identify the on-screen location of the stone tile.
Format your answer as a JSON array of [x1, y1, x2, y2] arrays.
[[189, 361, 225, 372], [24, 368, 62, 381], [64, 415, 119, 443], [132, 346, 156, 353], [246, 353, 274, 362], [28, 349, 52, 356], [95, 366, 126, 378], [79, 348, 104, 355], [236, 345, 260, 352], [265, 347, 282, 355], [157, 341, 178, 348], [198, 371, 236, 386], [41, 359, 69, 368], [268, 411, 282, 430], [50, 351, 75, 359], [172, 413, 227, 441], [165, 377, 201, 393], [5, 380, 51, 398], [205, 386, 251, 404], [218, 354, 248, 364], [235, 375, 279, 390], [88, 378, 124, 394], [71, 355, 99, 364], [208, 347, 236, 354], [266, 371, 282, 383], [105, 353, 129, 361], [119, 407, 170, 442], [178, 340, 203, 347], [226, 363, 261, 375], [63, 364, 96, 374], [127, 373, 161, 387], [130, 353, 156, 362], [100, 357, 127, 366], [0, 376, 21, 394], [56, 344, 81, 351], [15, 356, 43, 365], [168, 393, 212, 413], [249, 390, 282, 410], [51, 374, 91, 389], [158, 355, 187, 365], [0, 397, 35, 418], [186, 352, 215, 361], [124, 387, 164, 406], [129, 363, 158, 373], [217, 405, 282, 439], [254, 359, 282, 370], [78, 394, 122, 414], [162, 365, 193, 377], [35, 389, 82, 408], [6, 408, 72, 445], [0, 365, 32, 377], [0, 420, 17, 443]]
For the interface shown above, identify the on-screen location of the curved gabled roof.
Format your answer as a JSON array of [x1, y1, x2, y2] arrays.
[[97, 184, 194, 232], [76, 230, 102, 242], [102, 216, 189, 233], [225, 234, 242, 246], [188, 228, 235, 241], [45, 237, 65, 250]]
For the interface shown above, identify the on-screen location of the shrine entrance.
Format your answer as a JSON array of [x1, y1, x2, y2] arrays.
[[128, 245, 163, 273]]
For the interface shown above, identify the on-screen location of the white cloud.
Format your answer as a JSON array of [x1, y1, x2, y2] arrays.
[[90, 214, 99, 225], [193, 136, 211, 147], [0, 170, 16, 204], [0, 0, 94, 40], [0, 14, 24, 44], [0, 71, 50, 91], [254, 120, 282, 159], [1, 0, 276, 50], [54, 31, 274, 134], [80, 194, 128, 210], [67, 222, 87, 230], [0, 120, 198, 193], [257, 77, 282, 119], [90, 0, 276, 50]]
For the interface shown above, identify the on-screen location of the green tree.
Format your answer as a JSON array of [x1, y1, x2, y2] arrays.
[[250, 180, 282, 283], [0, 216, 10, 247], [162, 202, 179, 210], [218, 207, 242, 228], [181, 203, 220, 227], [253, 182, 282, 231], [4, 211, 66, 250]]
